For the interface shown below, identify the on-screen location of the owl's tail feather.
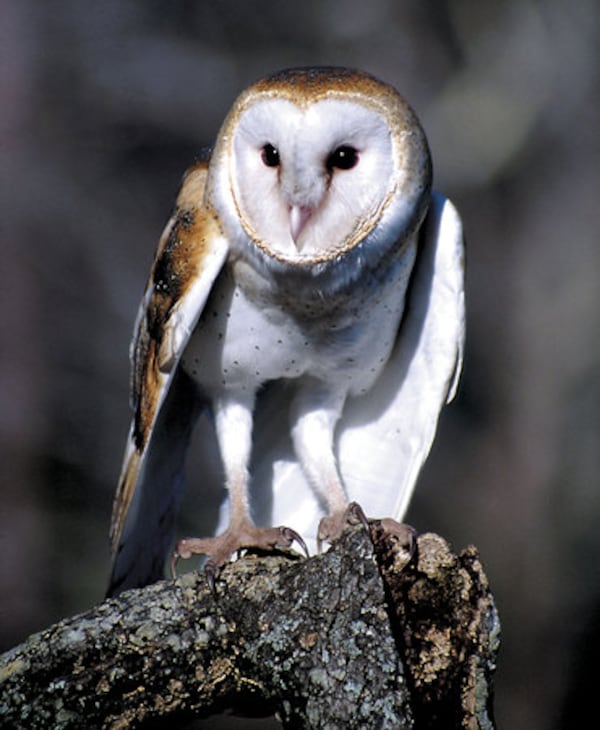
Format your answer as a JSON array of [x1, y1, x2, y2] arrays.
[[107, 368, 202, 597]]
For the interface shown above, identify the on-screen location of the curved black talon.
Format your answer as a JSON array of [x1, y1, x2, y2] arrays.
[[280, 526, 309, 557], [204, 560, 217, 595], [372, 519, 419, 570], [390, 521, 417, 559], [347, 501, 370, 532]]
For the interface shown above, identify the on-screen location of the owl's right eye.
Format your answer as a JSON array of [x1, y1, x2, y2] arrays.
[[261, 143, 280, 167]]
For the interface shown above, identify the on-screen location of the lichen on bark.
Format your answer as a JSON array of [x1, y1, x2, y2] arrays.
[[0, 527, 499, 729]]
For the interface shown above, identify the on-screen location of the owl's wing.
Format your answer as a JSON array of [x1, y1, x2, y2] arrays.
[[108, 159, 229, 595], [245, 191, 465, 549], [337, 190, 465, 518]]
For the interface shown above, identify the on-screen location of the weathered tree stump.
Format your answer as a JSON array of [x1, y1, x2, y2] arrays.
[[0, 527, 499, 728]]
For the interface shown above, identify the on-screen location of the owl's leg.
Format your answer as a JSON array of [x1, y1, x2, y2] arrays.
[[290, 384, 368, 550], [172, 394, 307, 584]]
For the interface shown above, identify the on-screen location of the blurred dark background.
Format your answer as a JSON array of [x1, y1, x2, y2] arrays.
[[1, 1, 598, 728]]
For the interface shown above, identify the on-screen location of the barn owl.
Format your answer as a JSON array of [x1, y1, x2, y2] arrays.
[[108, 67, 465, 596]]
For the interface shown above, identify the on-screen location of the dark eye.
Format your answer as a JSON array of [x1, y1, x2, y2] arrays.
[[327, 145, 359, 171], [261, 143, 280, 167]]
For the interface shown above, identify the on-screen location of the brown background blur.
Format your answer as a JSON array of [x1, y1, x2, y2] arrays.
[[1, 2, 598, 728]]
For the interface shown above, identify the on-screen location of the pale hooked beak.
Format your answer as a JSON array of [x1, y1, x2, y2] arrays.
[[289, 205, 314, 244]]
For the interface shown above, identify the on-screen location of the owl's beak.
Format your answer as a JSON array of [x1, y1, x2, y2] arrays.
[[289, 205, 313, 245]]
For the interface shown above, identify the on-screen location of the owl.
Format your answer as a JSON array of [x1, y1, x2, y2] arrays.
[[108, 67, 465, 596]]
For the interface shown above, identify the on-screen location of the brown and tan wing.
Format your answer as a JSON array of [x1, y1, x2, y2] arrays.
[[108, 159, 228, 595]]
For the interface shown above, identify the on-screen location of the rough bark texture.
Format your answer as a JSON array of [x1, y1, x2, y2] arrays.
[[0, 527, 500, 729]]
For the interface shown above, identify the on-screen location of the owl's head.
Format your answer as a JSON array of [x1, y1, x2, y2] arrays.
[[207, 67, 432, 270]]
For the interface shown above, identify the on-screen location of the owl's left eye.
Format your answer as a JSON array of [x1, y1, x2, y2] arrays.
[[327, 145, 359, 171], [261, 143, 280, 167]]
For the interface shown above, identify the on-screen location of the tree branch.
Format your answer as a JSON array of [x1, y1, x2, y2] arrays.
[[0, 527, 499, 729]]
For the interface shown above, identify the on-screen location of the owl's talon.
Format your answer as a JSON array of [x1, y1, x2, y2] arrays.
[[170, 522, 308, 587], [347, 501, 369, 532], [376, 519, 418, 564], [317, 501, 371, 552], [204, 560, 217, 595], [279, 526, 309, 557]]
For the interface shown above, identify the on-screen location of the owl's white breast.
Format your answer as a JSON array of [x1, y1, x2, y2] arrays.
[[181, 230, 418, 401]]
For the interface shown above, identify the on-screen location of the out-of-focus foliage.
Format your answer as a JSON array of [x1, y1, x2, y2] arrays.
[[1, 2, 598, 728]]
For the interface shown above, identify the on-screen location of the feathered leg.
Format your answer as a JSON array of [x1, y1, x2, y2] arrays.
[[289, 382, 369, 550], [172, 393, 306, 586]]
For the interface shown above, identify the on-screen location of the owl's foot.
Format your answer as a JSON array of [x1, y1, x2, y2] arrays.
[[317, 501, 370, 552], [371, 518, 417, 561], [171, 522, 308, 590]]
